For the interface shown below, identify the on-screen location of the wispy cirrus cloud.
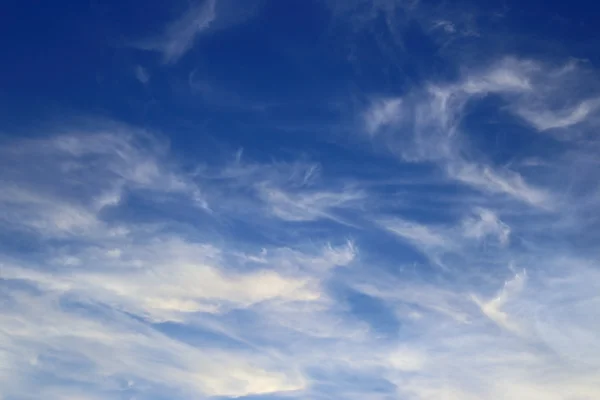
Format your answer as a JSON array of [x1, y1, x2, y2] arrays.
[[0, 124, 209, 238], [447, 162, 550, 208], [378, 208, 510, 267], [193, 152, 366, 224], [361, 58, 556, 208], [134, 65, 150, 84], [258, 184, 365, 222], [459, 57, 600, 136], [461, 207, 510, 245], [472, 269, 527, 334], [2, 236, 326, 322], [363, 98, 403, 135], [134, 0, 217, 64], [3, 114, 600, 400], [1, 287, 306, 398], [517, 99, 599, 131], [0, 123, 362, 399], [349, 256, 600, 400], [349, 49, 600, 400]]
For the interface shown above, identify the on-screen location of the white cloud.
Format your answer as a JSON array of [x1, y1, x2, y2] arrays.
[[516, 98, 600, 131], [2, 235, 351, 323], [460, 58, 535, 94], [461, 208, 510, 245], [0, 289, 306, 398], [472, 270, 527, 333], [2, 227, 354, 397], [0, 123, 363, 399], [196, 152, 364, 223], [258, 184, 365, 222], [467, 58, 600, 134], [378, 208, 511, 265], [0, 185, 101, 236], [379, 218, 452, 251], [0, 126, 208, 238], [363, 98, 403, 135], [362, 58, 554, 208], [134, 65, 150, 84], [447, 162, 551, 208], [354, 259, 600, 400], [500, 60, 600, 134], [432, 20, 456, 33], [135, 0, 217, 63], [388, 347, 427, 371], [354, 274, 475, 324], [3, 79, 600, 400]]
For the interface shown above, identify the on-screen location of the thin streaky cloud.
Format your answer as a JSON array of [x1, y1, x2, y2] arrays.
[[362, 58, 554, 208], [378, 208, 511, 267], [516, 98, 600, 131], [135, 0, 217, 63], [363, 98, 403, 135], [134, 65, 150, 84], [258, 184, 365, 222]]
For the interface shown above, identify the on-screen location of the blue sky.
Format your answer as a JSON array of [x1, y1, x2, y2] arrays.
[[2, 0, 600, 399]]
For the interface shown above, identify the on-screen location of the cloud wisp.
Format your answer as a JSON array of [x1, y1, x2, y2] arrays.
[[0, 124, 361, 399], [134, 0, 217, 64], [360, 58, 597, 209], [2, 116, 600, 400]]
